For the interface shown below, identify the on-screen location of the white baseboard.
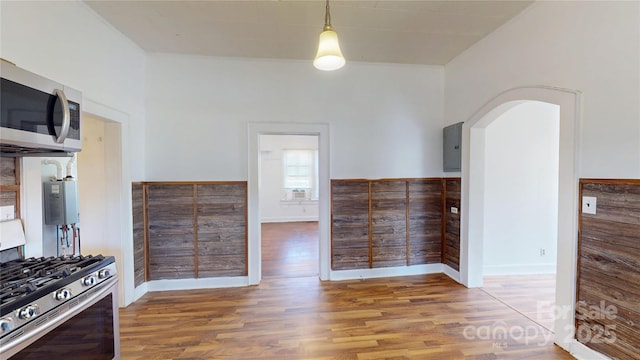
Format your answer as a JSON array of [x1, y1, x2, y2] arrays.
[[483, 263, 556, 275], [570, 340, 612, 360], [146, 276, 250, 292], [131, 282, 148, 303], [329, 263, 444, 281], [443, 265, 461, 283], [260, 216, 319, 223]]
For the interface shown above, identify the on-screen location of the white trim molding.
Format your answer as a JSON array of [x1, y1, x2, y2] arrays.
[[146, 277, 250, 292], [443, 265, 461, 283], [329, 264, 444, 281], [570, 340, 613, 360]]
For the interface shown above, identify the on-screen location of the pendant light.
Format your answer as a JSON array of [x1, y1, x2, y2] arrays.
[[313, 0, 345, 71]]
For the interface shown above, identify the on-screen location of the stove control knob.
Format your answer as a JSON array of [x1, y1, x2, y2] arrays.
[[0, 318, 14, 334], [83, 275, 96, 287], [98, 269, 111, 279], [55, 288, 72, 301], [18, 305, 38, 320]]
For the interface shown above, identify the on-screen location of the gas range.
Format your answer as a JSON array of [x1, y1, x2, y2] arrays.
[[0, 254, 118, 356]]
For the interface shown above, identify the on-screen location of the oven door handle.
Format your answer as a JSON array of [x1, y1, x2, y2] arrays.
[[54, 89, 71, 144]]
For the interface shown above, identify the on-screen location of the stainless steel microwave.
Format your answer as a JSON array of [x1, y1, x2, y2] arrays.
[[1, 60, 82, 156]]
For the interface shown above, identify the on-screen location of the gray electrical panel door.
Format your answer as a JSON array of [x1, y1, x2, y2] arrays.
[[43, 181, 79, 225], [443, 122, 463, 172]]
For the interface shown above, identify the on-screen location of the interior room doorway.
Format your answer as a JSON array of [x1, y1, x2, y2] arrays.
[[247, 123, 330, 284], [259, 134, 320, 278], [76, 114, 123, 258]]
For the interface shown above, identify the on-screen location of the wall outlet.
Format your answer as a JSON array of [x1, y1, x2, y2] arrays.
[[0, 206, 15, 221], [451, 207, 458, 214], [582, 196, 597, 214], [540, 248, 546, 256]]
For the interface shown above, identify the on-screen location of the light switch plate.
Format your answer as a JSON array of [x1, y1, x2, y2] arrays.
[[582, 196, 597, 214]]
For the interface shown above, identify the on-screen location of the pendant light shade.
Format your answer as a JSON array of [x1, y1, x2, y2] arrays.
[[313, 0, 345, 71]]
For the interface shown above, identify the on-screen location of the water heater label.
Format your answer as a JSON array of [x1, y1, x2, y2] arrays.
[[51, 184, 60, 194]]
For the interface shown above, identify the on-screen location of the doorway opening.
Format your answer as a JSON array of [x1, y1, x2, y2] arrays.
[[259, 134, 320, 278], [460, 86, 580, 351], [76, 114, 122, 258], [248, 123, 330, 285], [478, 101, 560, 333]]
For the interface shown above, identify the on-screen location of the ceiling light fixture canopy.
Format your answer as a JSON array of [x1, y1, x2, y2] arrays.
[[313, 0, 345, 71]]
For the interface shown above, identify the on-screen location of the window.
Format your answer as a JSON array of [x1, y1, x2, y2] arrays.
[[283, 149, 318, 201]]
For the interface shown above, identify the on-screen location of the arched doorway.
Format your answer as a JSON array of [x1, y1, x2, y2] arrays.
[[459, 86, 580, 351]]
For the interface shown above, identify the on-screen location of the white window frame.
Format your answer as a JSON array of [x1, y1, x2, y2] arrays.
[[282, 149, 318, 201]]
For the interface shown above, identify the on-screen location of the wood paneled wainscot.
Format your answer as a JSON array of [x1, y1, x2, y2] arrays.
[[147, 184, 195, 280], [408, 179, 443, 265], [443, 178, 461, 271], [131, 184, 146, 287], [331, 180, 370, 270], [576, 179, 640, 360], [331, 178, 454, 271], [0, 157, 20, 219], [196, 183, 247, 277], [132, 182, 247, 282], [371, 180, 407, 268]]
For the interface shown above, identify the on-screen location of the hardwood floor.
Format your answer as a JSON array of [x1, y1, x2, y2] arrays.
[[261, 221, 319, 278], [120, 223, 572, 359], [120, 274, 572, 359], [482, 274, 556, 332]]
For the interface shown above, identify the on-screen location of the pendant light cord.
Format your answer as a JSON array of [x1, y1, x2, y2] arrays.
[[324, 0, 332, 30]]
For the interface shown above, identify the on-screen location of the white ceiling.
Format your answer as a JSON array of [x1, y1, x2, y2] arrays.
[[84, 0, 533, 66]]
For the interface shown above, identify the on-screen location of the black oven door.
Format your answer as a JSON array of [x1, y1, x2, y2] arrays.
[[2, 278, 120, 360]]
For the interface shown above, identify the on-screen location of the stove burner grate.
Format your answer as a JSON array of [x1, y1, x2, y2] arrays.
[[0, 255, 106, 307]]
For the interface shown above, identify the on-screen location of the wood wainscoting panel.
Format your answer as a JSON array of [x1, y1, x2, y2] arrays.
[[0, 157, 19, 219], [0, 157, 17, 186], [443, 178, 461, 271], [196, 183, 247, 277], [576, 179, 640, 360], [371, 180, 407, 268], [131, 183, 146, 286], [146, 184, 195, 280], [331, 180, 371, 270], [407, 179, 443, 265]]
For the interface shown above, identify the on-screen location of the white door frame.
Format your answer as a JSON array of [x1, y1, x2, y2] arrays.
[[248, 123, 331, 284], [459, 86, 581, 352], [83, 99, 133, 306]]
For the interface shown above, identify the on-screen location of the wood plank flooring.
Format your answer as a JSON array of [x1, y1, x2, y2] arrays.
[[261, 221, 319, 278], [482, 274, 556, 332], [120, 276, 573, 359], [120, 222, 572, 359]]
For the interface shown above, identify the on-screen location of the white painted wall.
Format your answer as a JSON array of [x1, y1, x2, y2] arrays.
[[1, 0, 146, 305], [145, 54, 444, 181], [445, 1, 640, 179], [259, 135, 319, 223], [444, 1, 638, 356], [483, 101, 559, 275]]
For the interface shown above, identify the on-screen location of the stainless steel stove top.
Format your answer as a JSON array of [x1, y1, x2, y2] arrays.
[[0, 255, 116, 339]]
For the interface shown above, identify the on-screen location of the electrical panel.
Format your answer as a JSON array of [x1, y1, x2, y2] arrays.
[[43, 181, 79, 225], [443, 122, 463, 172]]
